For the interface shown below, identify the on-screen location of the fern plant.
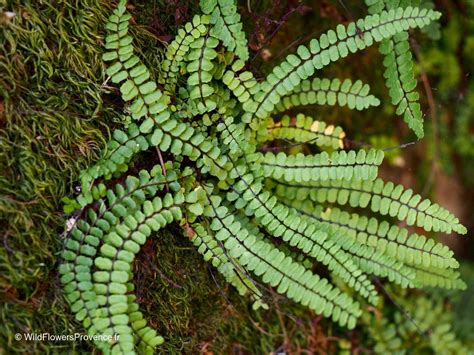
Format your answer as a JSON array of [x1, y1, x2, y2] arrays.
[[361, 287, 473, 354], [59, 1, 467, 353], [365, 0, 428, 138]]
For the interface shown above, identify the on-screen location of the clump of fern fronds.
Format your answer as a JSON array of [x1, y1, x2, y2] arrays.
[[56, 1, 470, 354]]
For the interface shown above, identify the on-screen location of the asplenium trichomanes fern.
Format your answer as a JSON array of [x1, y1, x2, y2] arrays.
[[59, 1, 467, 353]]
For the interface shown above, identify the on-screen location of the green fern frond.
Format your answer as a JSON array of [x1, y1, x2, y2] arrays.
[[160, 15, 210, 93], [259, 149, 383, 183], [264, 115, 346, 150], [279, 197, 459, 274], [200, 0, 249, 61], [186, 34, 219, 113], [79, 124, 149, 192], [222, 59, 260, 109], [273, 78, 381, 113], [365, 294, 471, 354], [381, 32, 423, 137], [60, 165, 189, 353], [191, 222, 267, 307], [272, 177, 466, 234], [228, 178, 379, 304], [246, 7, 441, 130], [366, 0, 428, 138], [103, 3, 170, 121], [204, 195, 362, 328], [409, 265, 467, 290]]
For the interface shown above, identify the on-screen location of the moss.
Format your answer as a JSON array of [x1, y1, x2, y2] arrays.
[[133, 229, 337, 353], [0, 1, 116, 352]]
